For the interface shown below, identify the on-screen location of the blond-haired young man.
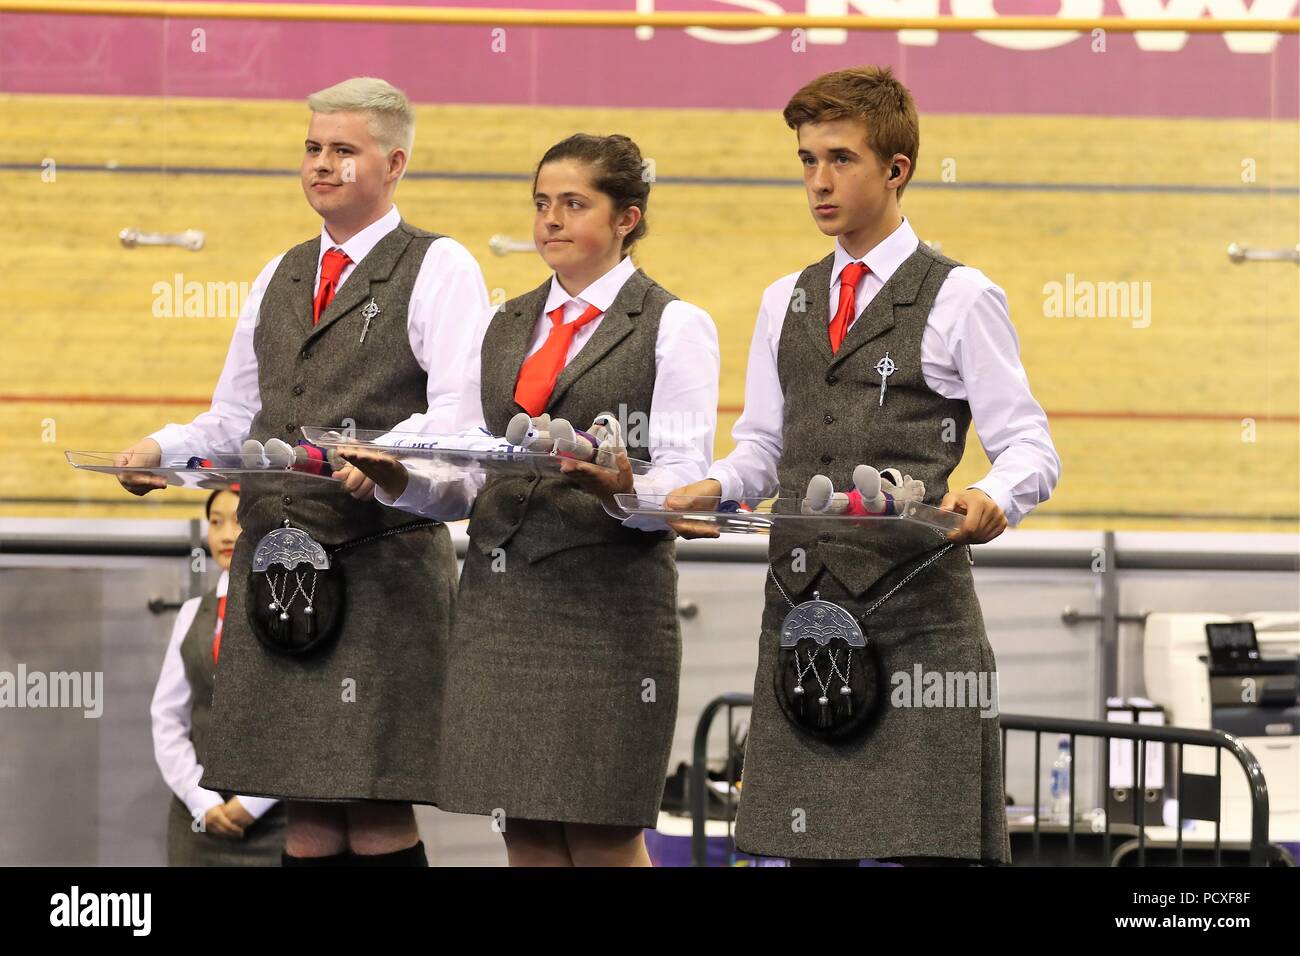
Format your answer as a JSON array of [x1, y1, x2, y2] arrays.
[[119, 77, 489, 865]]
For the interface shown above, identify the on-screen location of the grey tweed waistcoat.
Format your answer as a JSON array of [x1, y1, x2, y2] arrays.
[[178, 591, 220, 772], [242, 220, 443, 543], [469, 268, 674, 562], [771, 242, 972, 597]]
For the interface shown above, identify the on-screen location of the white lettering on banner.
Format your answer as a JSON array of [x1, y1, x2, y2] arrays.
[[687, 0, 785, 44], [1118, 0, 1298, 54], [808, 0, 941, 48], [632, 0, 1298, 54], [951, 0, 1104, 51]]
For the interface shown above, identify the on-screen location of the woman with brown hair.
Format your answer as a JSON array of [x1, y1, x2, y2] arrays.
[[349, 133, 720, 866]]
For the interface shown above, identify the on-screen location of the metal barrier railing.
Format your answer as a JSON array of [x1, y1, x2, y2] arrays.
[[688, 695, 1274, 867], [689, 692, 751, 867], [999, 713, 1271, 867]]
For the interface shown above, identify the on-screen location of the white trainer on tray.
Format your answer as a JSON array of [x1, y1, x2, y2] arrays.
[[802, 464, 926, 517], [506, 411, 625, 463]]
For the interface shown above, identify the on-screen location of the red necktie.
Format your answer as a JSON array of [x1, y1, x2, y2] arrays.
[[828, 261, 870, 353], [313, 247, 352, 326], [513, 303, 603, 416], [212, 595, 227, 664]]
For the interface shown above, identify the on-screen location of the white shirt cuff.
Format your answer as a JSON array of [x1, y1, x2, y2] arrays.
[[966, 477, 1017, 526], [235, 796, 280, 820], [373, 470, 423, 510], [148, 424, 197, 465], [706, 464, 743, 506], [375, 463, 478, 521], [184, 786, 226, 820]]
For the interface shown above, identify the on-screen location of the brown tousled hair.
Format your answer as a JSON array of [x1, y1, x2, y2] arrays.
[[783, 65, 919, 198]]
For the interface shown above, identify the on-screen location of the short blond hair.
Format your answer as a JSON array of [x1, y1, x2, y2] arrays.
[[307, 77, 415, 163]]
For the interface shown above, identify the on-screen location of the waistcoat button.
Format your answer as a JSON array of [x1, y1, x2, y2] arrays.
[[823, 414, 834, 425]]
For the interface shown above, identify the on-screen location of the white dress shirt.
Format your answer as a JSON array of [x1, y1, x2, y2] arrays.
[[149, 204, 492, 460], [150, 571, 279, 821], [378, 255, 721, 530], [708, 217, 1059, 526]]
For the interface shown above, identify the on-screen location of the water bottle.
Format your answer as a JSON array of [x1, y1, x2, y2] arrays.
[[1049, 735, 1072, 824]]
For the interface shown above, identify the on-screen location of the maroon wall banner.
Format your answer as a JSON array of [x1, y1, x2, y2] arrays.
[[0, 0, 1296, 116]]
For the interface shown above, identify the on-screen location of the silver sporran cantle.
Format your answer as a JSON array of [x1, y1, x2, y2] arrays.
[[773, 592, 883, 741], [247, 522, 345, 656]]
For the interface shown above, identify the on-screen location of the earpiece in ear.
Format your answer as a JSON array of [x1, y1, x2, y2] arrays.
[[890, 165, 901, 179]]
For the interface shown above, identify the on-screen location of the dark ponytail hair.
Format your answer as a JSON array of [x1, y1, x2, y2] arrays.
[[532, 133, 650, 254]]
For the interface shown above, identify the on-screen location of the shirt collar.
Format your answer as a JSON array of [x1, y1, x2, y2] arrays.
[[543, 255, 636, 316], [216, 569, 229, 599], [318, 204, 401, 272], [831, 216, 919, 288]]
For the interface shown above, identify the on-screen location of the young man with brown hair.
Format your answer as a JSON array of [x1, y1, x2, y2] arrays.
[[670, 65, 1059, 865]]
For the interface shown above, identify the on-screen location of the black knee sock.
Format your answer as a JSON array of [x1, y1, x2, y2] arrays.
[[351, 840, 428, 867], [281, 849, 353, 867]]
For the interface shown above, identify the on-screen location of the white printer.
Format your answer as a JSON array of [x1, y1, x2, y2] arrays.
[[1143, 612, 1300, 842]]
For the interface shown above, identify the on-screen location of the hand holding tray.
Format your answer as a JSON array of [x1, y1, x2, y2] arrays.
[[300, 425, 654, 480], [613, 493, 966, 539], [66, 449, 342, 491]]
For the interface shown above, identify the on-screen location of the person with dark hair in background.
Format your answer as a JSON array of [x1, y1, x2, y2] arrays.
[[151, 487, 287, 866]]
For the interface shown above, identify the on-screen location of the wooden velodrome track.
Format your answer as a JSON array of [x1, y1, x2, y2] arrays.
[[2, 94, 1297, 530]]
